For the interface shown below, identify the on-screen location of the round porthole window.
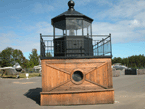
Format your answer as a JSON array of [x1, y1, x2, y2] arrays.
[[72, 71, 83, 82]]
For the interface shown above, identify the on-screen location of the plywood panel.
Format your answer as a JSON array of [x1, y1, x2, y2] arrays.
[[42, 65, 70, 91], [107, 60, 113, 88], [41, 90, 114, 105], [103, 63, 108, 87], [41, 60, 47, 92], [51, 81, 104, 92], [46, 63, 104, 75], [86, 63, 109, 88]]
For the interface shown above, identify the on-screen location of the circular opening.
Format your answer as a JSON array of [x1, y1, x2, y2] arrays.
[[72, 71, 83, 82]]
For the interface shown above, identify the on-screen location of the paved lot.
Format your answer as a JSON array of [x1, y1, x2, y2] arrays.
[[0, 75, 145, 109]]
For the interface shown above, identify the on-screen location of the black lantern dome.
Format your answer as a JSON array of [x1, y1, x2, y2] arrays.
[[51, 0, 93, 35], [51, 0, 94, 57]]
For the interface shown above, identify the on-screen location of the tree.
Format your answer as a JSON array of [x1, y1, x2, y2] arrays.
[[29, 49, 39, 68], [122, 58, 129, 67], [0, 47, 14, 67], [46, 52, 52, 57], [21, 57, 29, 68], [112, 57, 122, 64], [112, 54, 145, 69], [0, 52, 2, 67], [12, 49, 24, 66], [0, 47, 26, 68], [28, 60, 34, 68]]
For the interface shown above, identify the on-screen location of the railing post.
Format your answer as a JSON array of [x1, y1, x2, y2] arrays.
[[82, 20, 84, 36], [63, 30, 64, 35], [97, 42, 98, 56], [53, 26, 55, 42], [40, 33, 42, 58], [109, 33, 112, 57], [65, 40, 66, 57], [88, 38, 90, 56], [102, 39, 104, 56], [90, 24, 92, 39], [80, 46, 82, 56], [87, 27, 89, 38], [44, 42, 45, 57]]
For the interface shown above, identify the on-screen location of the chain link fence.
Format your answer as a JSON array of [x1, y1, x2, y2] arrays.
[[21, 68, 41, 73]]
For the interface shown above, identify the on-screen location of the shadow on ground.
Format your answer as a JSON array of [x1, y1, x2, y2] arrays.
[[1, 77, 17, 79], [24, 88, 42, 105]]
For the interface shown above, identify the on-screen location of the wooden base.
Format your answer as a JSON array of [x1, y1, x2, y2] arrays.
[[40, 89, 114, 106], [40, 58, 114, 106]]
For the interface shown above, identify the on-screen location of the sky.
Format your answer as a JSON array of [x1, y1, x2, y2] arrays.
[[0, 0, 145, 59]]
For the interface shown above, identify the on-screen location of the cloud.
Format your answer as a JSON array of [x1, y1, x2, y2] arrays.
[[95, 0, 145, 20], [75, 0, 113, 6], [35, 22, 53, 34], [31, 3, 54, 14], [134, 11, 145, 27], [0, 32, 20, 51], [10, 16, 22, 22], [75, 0, 91, 6], [92, 19, 145, 44], [0, 32, 40, 53], [129, 19, 141, 28], [23, 21, 53, 35], [90, 0, 145, 44], [0, 21, 54, 55]]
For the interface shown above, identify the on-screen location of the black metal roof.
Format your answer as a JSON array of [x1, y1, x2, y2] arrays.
[[54, 9, 85, 18], [51, 0, 93, 25]]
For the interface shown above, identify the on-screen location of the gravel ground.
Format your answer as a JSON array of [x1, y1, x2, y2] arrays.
[[0, 75, 145, 109]]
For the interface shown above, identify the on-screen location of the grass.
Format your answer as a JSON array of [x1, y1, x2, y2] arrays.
[[20, 73, 41, 78], [1, 73, 41, 79]]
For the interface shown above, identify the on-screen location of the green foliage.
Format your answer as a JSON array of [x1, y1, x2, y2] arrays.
[[29, 49, 39, 68], [12, 49, 24, 64], [46, 52, 52, 57], [2, 73, 40, 78], [21, 57, 29, 68], [0, 47, 25, 67], [112, 54, 145, 69], [112, 57, 122, 64], [0, 47, 14, 67], [0, 47, 40, 69]]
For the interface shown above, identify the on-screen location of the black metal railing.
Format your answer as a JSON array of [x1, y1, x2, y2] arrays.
[[93, 34, 112, 56], [40, 34, 112, 59]]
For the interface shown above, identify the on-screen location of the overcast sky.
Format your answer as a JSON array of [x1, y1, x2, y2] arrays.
[[0, 0, 145, 59]]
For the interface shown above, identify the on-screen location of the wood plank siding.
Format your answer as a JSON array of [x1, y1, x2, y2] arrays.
[[41, 58, 114, 105]]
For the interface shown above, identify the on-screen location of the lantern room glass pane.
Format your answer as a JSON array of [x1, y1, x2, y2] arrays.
[[53, 20, 66, 30], [66, 30, 77, 36], [83, 25, 90, 37], [83, 20, 91, 37], [55, 28, 63, 36], [53, 19, 92, 37], [66, 19, 82, 30], [76, 29, 82, 35], [66, 19, 83, 36], [83, 20, 91, 28]]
